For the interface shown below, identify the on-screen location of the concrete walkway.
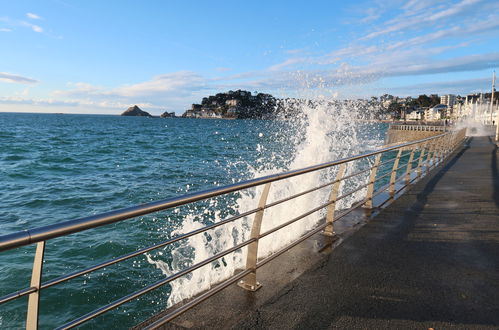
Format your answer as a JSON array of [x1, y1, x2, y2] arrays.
[[231, 136, 499, 329]]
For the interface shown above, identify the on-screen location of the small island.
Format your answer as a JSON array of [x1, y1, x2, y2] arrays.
[[160, 111, 176, 118], [121, 105, 152, 117]]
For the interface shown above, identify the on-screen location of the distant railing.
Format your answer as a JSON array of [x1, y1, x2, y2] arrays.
[[0, 128, 467, 330], [389, 124, 449, 132]]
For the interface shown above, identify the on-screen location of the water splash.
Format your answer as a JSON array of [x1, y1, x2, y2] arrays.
[[146, 97, 383, 307]]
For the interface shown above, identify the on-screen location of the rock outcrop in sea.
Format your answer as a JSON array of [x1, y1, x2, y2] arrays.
[[121, 105, 152, 117], [160, 111, 176, 118]]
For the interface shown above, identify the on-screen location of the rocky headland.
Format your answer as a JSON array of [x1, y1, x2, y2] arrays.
[[182, 90, 278, 119]]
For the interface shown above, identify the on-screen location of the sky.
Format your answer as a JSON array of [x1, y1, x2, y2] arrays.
[[1, 0, 498, 115]]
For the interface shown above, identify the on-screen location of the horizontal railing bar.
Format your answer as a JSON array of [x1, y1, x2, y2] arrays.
[[341, 166, 372, 181], [336, 182, 370, 201], [56, 238, 256, 329], [0, 143, 440, 304], [371, 168, 414, 200], [39, 208, 258, 291], [371, 185, 390, 199], [0, 133, 449, 252], [0, 286, 37, 304], [150, 135, 465, 329], [260, 201, 333, 239], [395, 173, 409, 184], [377, 150, 412, 166], [336, 197, 369, 219], [258, 222, 328, 269], [57, 168, 377, 300], [399, 150, 414, 158], [0, 209, 260, 305], [144, 268, 254, 329], [394, 163, 408, 172], [265, 164, 375, 210], [257, 202, 371, 281], [261, 180, 371, 241], [374, 151, 411, 171], [377, 156, 399, 167], [264, 179, 338, 209], [376, 171, 393, 182], [411, 156, 423, 163], [138, 195, 385, 329]]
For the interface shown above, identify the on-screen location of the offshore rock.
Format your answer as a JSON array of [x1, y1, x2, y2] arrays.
[[121, 105, 152, 117], [160, 111, 176, 118]]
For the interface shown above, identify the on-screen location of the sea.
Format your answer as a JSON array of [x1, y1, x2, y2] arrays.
[[0, 105, 390, 329]]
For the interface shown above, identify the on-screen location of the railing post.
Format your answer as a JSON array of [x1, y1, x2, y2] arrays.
[[26, 241, 45, 330], [444, 132, 454, 157], [433, 137, 441, 165], [389, 149, 403, 196], [405, 145, 416, 184], [426, 140, 435, 172], [417, 143, 426, 178], [365, 154, 382, 209], [442, 134, 448, 159], [238, 183, 271, 291], [452, 130, 458, 149], [432, 137, 442, 166], [323, 163, 346, 236]]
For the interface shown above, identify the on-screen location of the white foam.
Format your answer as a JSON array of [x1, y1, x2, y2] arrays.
[[146, 98, 384, 307]]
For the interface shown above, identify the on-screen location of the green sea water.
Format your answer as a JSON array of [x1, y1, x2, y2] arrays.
[[0, 111, 389, 329]]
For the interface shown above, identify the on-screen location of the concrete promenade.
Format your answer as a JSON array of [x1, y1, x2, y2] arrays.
[[151, 136, 499, 330], [231, 136, 499, 329]]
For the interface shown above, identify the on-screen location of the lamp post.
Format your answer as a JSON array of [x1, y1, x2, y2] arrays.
[[491, 71, 498, 142], [490, 71, 495, 124]]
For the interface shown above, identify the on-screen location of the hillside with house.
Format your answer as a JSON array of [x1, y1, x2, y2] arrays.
[[182, 90, 277, 119]]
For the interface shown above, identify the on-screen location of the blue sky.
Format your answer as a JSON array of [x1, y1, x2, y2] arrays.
[[1, 0, 498, 115]]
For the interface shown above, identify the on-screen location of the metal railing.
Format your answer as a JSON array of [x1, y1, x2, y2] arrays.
[[0, 128, 467, 330], [389, 124, 449, 132]]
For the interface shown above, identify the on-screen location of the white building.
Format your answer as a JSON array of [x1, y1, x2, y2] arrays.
[[440, 94, 456, 108], [406, 110, 422, 120], [225, 99, 239, 106], [426, 104, 447, 120]]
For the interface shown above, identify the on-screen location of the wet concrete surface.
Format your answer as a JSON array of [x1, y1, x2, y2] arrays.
[[142, 136, 499, 329]]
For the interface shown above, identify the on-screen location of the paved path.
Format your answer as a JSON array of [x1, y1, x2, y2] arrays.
[[233, 136, 499, 329]]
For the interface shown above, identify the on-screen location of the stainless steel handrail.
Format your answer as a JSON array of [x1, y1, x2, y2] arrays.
[[0, 133, 449, 252], [0, 128, 467, 330]]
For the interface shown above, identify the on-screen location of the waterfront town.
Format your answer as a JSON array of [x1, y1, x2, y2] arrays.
[[132, 86, 498, 124], [121, 73, 497, 123], [122, 89, 498, 123]]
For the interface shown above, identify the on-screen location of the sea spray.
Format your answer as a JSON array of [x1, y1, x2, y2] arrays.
[[146, 98, 384, 307]]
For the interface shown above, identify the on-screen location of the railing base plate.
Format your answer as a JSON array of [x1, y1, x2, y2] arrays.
[[321, 230, 336, 237], [237, 280, 262, 292]]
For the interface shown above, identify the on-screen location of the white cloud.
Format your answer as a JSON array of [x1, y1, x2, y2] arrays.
[[0, 28, 12, 32], [380, 77, 491, 96], [116, 71, 205, 97], [363, 0, 483, 40], [55, 71, 207, 100], [19, 21, 44, 33], [31, 24, 43, 33], [49, 71, 213, 113], [26, 13, 42, 20], [0, 72, 38, 84], [0, 96, 160, 110]]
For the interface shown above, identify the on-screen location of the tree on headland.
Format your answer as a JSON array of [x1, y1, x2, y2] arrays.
[[416, 94, 432, 108], [183, 90, 278, 119]]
